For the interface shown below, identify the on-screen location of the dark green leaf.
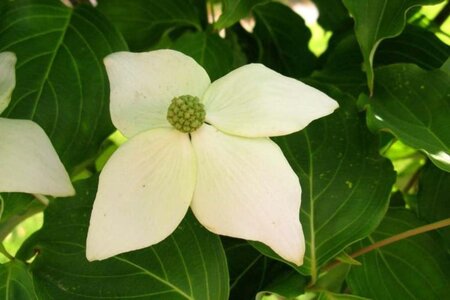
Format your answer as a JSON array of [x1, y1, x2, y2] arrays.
[[375, 25, 450, 70], [314, 24, 449, 97], [17, 177, 229, 299], [254, 85, 395, 279], [311, 0, 352, 31], [347, 209, 450, 299], [171, 31, 236, 80], [317, 291, 370, 300], [255, 270, 306, 300], [224, 237, 306, 299], [253, 1, 316, 78], [214, 0, 269, 30], [315, 263, 351, 292], [313, 33, 366, 96], [0, 0, 127, 173], [0, 260, 37, 299], [342, 0, 444, 92], [417, 163, 450, 251], [367, 64, 450, 172], [97, 0, 202, 51], [227, 23, 260, 63]]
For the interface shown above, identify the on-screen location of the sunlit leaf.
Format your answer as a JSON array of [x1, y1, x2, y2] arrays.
[[342, 0, 444, 92], [367, 64, 450, 172]]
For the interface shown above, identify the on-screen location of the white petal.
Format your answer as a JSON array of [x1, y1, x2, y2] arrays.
[[86, 128, 196, 261], [105, 50, 211, 138], [191, 125, 304, 265], [203, 64, 338, 137], [0, 118, 74, 196], [0, 52, 17, 114]]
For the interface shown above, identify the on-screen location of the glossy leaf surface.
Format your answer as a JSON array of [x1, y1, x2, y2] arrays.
[[17, 177, 230, 299], [347, 209, 450, 299], [0, 0, 127, 172]]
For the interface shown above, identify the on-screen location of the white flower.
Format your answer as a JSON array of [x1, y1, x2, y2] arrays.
[[0, 52, 74, 197], [86, 50, 338, 265]]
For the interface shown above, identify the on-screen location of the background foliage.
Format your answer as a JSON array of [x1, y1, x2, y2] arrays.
[[0, 0, 449, 299]]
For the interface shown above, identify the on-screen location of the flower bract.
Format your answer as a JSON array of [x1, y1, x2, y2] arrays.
[[86, 50, 339, 265], [0, 52, 74, 197]]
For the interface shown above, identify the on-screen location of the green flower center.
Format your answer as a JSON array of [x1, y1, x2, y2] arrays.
[[166, 95, 206, 133]]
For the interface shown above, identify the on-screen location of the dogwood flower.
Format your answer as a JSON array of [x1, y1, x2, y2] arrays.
[[0, 52, 74, 197], [86, 50, 338, 265]]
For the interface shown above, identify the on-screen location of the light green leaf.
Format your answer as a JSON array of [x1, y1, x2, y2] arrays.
[[0, 0, 127, 173], [417, 163, 450, 251], [347, 209, 450, 299], [214, 0, 269, 30], [97, 0, 202, 51], [335, 252, 361, 266], [253, 85, 395, 280], [0, 260, 37, 299], [0, 194, 43, 242], [17, 177, 230, 299], [367, 64, 450, 172], [342, 0, 444, 92], [253, 2, 316, 77]]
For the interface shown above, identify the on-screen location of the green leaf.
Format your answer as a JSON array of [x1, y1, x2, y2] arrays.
[[17, 177, 230, 299], [317, 291, 370, 300], [347, 209, 450, 299], [254, 85, 395, 280], [252, 2, 316, 78], [314, 263, 351, 293], [367, 64, 450, 172], [0, 260, 37, 299], [314, 24, 449, 97], [312, 33, 366, 96], [311, 0, 352, 31], [214, 0, 269, 30], [224, 237, 306, 299], [374, 25, 450, 70], [255, 270, 306, 300], [342, 0, 444, 92], [97, 0, 202, 51], [417, 163, 450, 251], [0, 194, 43, 242], [0, 0, 127, 173], [171, 31, 236, 80]]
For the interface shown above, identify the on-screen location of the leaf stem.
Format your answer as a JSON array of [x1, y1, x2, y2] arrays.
[[322, 218, 450, 272]]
